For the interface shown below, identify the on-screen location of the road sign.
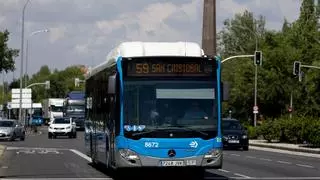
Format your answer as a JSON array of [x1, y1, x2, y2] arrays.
[[7, 102, 11, 110], [11, 88, 32, 109], [253, 106, 259, 114]]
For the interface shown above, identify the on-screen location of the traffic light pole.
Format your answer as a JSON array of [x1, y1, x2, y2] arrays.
[[301, 64, 320, 70], [254, 63, 258, 127], [221, 55, 254, 64]]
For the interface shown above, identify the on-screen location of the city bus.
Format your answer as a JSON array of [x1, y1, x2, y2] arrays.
[[84, 41, 228, 177]]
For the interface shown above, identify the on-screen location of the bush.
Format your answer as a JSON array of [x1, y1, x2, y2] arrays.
[[246, 126, 258, 139], [256, 115, 320, 146], [257, 119, 281, 142]]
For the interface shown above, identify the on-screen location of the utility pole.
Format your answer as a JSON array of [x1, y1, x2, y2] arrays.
[[202, 0, 216, 56]]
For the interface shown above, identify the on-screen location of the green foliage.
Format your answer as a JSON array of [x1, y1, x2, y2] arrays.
[[218, 0, 320, 121], [250, 116, 320, 146], [0, 30, 19, 73], [8, 65, 85, 102]]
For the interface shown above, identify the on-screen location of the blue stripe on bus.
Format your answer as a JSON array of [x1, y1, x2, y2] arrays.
[[215, 56, 222, 138], [116, 56, 124, 136]]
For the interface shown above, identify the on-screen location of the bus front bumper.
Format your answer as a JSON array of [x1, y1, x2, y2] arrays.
[[115, 149, 222, 169]]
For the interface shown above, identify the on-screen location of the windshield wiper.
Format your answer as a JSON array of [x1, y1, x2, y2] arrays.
[[165, 125, 209, 136], [130, 125, 210, 137], [131, 128, 167, 136]]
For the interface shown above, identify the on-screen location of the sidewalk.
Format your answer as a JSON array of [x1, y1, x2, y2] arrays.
[[250, 139, 320, 154]]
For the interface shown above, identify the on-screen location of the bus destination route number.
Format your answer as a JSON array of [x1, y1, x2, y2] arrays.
[[127, 62, 212, 77]]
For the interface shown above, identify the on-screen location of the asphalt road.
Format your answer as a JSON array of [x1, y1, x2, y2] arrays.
[[0, 126, 319, 179]]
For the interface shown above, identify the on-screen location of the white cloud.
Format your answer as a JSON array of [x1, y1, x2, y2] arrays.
[[0, 0, 302, 82], [48, 26, 66, 43]]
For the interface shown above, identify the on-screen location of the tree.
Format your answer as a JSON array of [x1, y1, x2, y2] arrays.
[[218, 0, 320, 119], [218, 10, 267, 119], [0, 30, 19, 73]]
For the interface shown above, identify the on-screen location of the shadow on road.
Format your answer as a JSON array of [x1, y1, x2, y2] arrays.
[[89, 162, 230, 180]]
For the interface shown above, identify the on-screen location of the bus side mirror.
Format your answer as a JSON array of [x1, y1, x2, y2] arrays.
[[108, 75, 116, 94], [221, 82, 230, 101]]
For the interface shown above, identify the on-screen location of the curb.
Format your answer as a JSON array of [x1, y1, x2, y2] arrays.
[[0, 145, 6, 158], [249, 143, 320, 154]]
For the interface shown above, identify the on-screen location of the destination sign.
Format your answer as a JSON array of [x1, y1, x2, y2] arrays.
[[126, 60, 213, 77]]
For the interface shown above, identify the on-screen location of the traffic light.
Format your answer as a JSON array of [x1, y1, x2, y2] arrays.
[[254, 51, 262, 66], [45, 80, 50, 90], [293, 61, 301, 76]]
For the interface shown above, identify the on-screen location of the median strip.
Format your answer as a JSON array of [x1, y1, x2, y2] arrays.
[[249, 140, 320, 154]]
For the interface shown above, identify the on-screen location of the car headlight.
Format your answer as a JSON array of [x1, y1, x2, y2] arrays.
[[242, 135, 248, 139], [204, 149, 221, 158], [49, 126, 53, 129], [223, 136, 228, 140], [66, 126, 71, 129], [119, 149, 139, 160]]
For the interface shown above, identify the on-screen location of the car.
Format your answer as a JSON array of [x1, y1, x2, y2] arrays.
[[222, 118, 249, 150], [48, 117, 77, 139], [0, 119, 25, 141]]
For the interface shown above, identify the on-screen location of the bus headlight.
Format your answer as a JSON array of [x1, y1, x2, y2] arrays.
[[119, 149, 139, 160], [204, 149, 221, 158]]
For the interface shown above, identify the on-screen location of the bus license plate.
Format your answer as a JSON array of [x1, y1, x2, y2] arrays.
[[160, 161, 184, 167], [228, 140, 239, 143]]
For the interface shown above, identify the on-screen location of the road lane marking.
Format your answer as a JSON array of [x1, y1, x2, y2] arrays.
[[259, 158, 272, 161], [69, 149, 92, 162], [233, 173, 251, 178], [230, 153, 240, 156], [6, 146, 68, 151], [246, 156, 256, 159], [296, 163, 314, 168], [218, 169, 230, 173], [277, 160, 292, 164]]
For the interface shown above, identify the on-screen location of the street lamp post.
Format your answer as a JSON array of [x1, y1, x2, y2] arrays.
[[19, 0, 31, 124], [25, 29, 49, 87]]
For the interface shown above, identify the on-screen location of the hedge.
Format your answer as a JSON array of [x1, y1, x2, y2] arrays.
[[246, 116, 320, 146]]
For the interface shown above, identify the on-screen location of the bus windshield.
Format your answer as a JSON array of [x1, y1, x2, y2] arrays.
[[67, 105, 85, 113], [50, 105, 63, 112], [123, 80, 217, 139], [33, 108, 42, 117]]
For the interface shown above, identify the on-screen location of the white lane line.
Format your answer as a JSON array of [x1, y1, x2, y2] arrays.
[[69, 149, 92, 162], [246, 156, 256, 159], [233, 173, 251, 179], [6, 146, 68, 151], [230, 153, 240, 156], [277, 160, 292, 164], [218, 169, 230, 173], [259, 158, 272, 161], [296, 163, 314, 168]]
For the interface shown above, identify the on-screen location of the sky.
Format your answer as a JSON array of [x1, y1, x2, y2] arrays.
[[0, 0, 301, 83]]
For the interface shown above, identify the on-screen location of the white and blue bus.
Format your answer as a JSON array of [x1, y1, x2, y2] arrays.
[[84, 41, 228, 177]]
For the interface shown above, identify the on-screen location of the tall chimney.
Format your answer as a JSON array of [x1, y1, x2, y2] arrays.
[[202, 0, 216, 56]]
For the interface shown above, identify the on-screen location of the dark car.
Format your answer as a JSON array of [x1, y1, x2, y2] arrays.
[[222, 118, 248, 150]]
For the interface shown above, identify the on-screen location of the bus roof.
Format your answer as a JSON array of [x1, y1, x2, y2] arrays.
[[85, 41, 204, 79]]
